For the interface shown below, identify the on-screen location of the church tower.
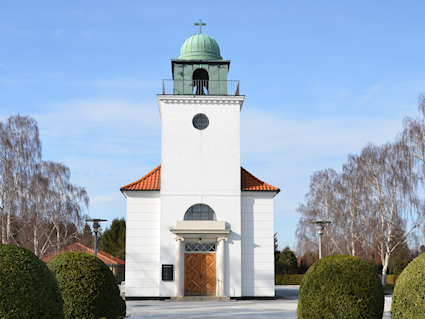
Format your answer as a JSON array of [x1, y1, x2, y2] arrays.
[[121, 21, 279, 298]]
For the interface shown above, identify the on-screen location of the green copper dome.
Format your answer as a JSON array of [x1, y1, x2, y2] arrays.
[[178, 33, 222, 60]]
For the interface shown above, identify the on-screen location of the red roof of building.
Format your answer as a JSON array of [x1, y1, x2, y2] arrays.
[[121, 165, 279, 193], [121, 165, 161, 191], [240, 167, 280, 192], [40, 242, 125, 265]]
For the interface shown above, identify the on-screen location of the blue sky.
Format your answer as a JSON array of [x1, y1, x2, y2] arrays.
[[1, 1, 425, 250]]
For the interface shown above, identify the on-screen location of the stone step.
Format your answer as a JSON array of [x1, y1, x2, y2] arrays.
[[169, 296, 231, 302]]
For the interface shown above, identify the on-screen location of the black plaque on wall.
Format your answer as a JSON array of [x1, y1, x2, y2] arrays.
[[162, 264, 173, 281]]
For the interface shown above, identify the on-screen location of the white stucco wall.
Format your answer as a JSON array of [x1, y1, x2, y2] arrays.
[[241, 192, 276, 297], [158, 95, 244, 195], [158, 95, 245, 297], [124, 191, 161, 297]]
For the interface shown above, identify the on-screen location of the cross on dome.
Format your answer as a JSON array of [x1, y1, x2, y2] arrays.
[[195, 19, 206, 34]]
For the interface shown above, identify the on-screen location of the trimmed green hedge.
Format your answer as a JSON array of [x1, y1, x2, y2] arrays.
[[275, 274, 399, 286], [392, 253, 425, 318], [297, 255, 384, 319], [0, 244, 64, 319], [275, 274, 304, 285], [48, 251, 126, 319]]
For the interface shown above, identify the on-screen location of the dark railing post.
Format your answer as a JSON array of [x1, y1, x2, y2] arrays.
[[162, 80, 239, 95]]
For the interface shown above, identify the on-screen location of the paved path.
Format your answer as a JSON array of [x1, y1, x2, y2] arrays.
[[126, 286, 392, 318]]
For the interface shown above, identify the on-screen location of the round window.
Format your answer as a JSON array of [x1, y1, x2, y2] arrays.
[[192, 113, 209, 130]]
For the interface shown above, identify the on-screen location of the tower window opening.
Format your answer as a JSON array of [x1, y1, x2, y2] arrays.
[[192, 69, 209, 95], [184, 204, 216, 220]]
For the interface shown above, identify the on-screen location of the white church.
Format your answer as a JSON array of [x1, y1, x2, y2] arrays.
[[121, 22, 280, 299]]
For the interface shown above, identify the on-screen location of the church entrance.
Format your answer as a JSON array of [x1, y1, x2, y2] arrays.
[[184, 253, 216, 296]]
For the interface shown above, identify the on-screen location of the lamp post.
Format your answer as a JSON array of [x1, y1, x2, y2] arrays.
[[310, 220, 331, 259], [86, 219, 107, 256]]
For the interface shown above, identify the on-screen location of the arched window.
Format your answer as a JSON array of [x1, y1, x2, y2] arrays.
[[184, 204, 216, 220], [192, 68, 209, 95]]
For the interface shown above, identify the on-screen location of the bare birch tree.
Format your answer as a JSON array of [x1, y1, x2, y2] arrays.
[[18, 161, 48, 256], [296, 145, 420, 285], [354, 141, 420, 285], [400, 93, 425, 247], [26, 161, 58, 257], [44, 161, 89, 254], [337, 160, 370, 257], [402, 94, 425, 180], [296, 169, 346, 258], [296, 94, 425, 282], [0, 115, 41, 244], [0, 114, 91, 257]]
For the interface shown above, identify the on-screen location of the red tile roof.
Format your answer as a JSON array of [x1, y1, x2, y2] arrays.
[[121, 165, 279, 193], [241, 167, 280, 192], [40, 242, 125, 265], [120, 165, 161, 191]]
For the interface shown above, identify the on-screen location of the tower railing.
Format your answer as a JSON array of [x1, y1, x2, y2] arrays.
[[162, 80, 240, 96]]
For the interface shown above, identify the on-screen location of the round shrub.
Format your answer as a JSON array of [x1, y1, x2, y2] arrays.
[[392, 253, 425, 318], [297, 255, 384, 319], [47, 251, 126, 319], [0, 244, 64, 319]]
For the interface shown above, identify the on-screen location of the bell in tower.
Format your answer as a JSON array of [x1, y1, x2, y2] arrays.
[[192, 68, 209, 95]]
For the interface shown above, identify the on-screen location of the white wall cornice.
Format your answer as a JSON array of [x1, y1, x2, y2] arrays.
[[241, 191, 279, 198], [157, 95, 245, 117]]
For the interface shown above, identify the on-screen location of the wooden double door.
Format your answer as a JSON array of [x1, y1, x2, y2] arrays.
[[184, 253, 216, 296]]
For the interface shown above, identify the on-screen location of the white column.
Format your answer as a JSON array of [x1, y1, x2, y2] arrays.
[[217, 237, 228, 297], [174, 236, 185, 297]]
